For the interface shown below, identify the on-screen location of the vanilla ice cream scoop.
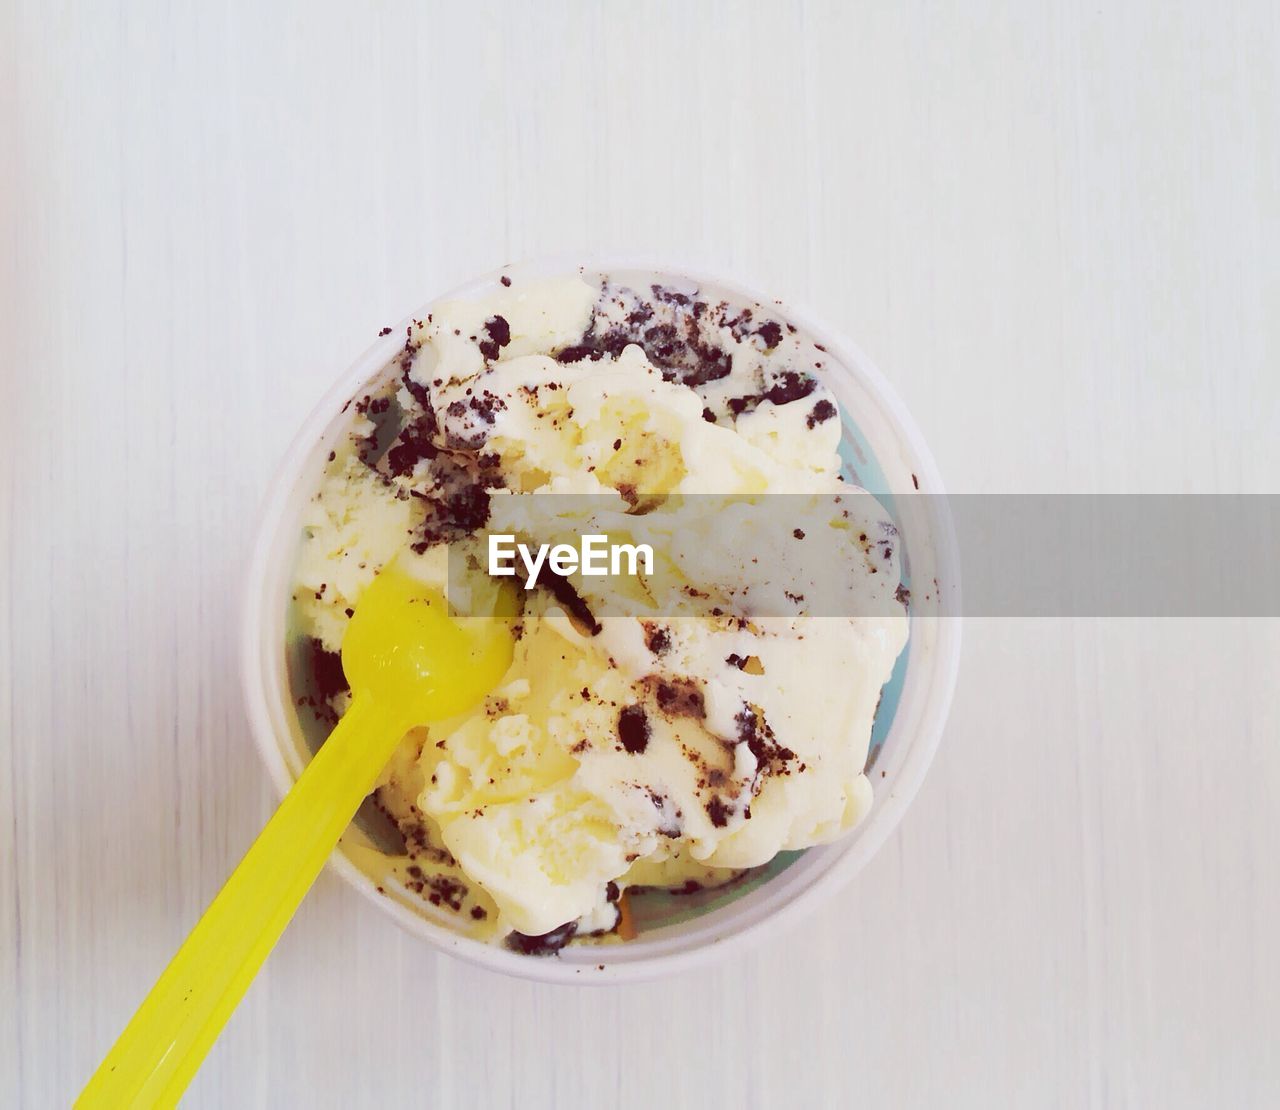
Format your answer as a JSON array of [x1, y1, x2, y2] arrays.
[[290, 272, 908, 949]]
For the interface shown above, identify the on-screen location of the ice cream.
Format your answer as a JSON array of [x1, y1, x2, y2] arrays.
[[290, 271, 909, 951]]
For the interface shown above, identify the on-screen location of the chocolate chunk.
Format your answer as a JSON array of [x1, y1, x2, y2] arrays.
[[478, 315, 512, 361], [555, 344, 602, 365], [642, 623, 671, 656], [756, 320, 783, 348], [487, 315, 511, 346], [806, 398, 837, 429], [506, 921, 578, 956], [500, 275, 512, 287], [764, 371, 818, 406], [721, 650, 757, 675], [706, 797, 730, 828], [618, 705, 651, 754], [306, 637, 348, 703], [384, 415, 441, 476]]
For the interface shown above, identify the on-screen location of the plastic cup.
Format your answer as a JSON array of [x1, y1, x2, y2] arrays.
[[241, 258, 961, 983]]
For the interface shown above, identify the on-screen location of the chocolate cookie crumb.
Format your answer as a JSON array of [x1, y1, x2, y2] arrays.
[[764, 371, 817, 406], [756, 320, 783, 348], [384, 410, 441, 477], [706, 797, 730, 828], [618, 705, 651, 754], [642, 623, 672, 656], [555, 344, 602, 364], [306, 637, 348, 703], [806, 398, 837, 428], [478, 314, 512, 361], [506, 922, 578, 956]]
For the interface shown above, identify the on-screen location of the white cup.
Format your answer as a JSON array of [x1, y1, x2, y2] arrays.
[[241, 259, 962, 983]]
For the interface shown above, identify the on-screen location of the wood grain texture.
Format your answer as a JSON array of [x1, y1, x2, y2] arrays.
[[3, 1, 1278, 1106]]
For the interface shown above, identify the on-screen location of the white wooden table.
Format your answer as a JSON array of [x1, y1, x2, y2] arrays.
[[4, 2, 1278, 1106]]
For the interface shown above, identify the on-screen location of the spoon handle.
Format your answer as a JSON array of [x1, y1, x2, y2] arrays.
[[77, 695, 401, 1108]]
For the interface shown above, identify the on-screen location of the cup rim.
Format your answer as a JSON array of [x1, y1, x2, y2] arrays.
[[240, 255, 962, 984]]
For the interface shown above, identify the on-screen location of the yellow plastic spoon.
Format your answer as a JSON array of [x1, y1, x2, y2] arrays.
[[78, 564, 515, 1108]]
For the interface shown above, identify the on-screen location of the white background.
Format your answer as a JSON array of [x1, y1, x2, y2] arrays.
[[3, 2, 1278, 1106]]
